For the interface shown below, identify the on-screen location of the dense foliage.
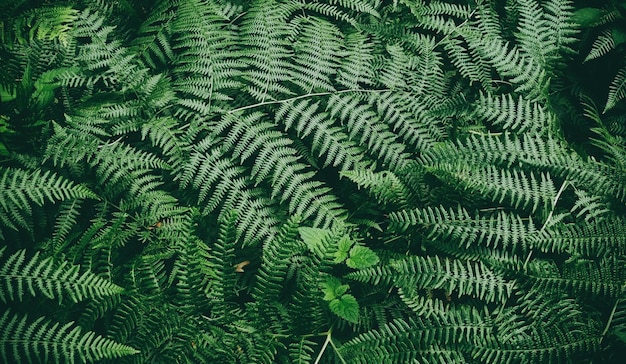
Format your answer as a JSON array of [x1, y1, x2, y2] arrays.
[[1, 0, 626, 362]]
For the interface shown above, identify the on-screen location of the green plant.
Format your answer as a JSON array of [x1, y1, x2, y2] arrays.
[[1, 0, 625, 363]]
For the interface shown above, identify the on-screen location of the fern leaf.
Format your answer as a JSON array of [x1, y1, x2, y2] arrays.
[[275, 99, 365, 170], [338, 309, 492, 363], [390, 205, 536, 253], [50, 199, 83, 251], [254, 217, 304, 303], [240, 0, 296, 102], [328, 93, 411, 171], [466, 32, 548, 98], [0, 167, 97, 235], [605, 66, 626, 112], [584, 29, 615, 62], [0, 248, 124, 304], [341, 168, 411, 207], [130, 1, 175, 68], [290, 16, 342, 93], [371, 90, 445, 151], [347, 255, 513, 304], [535, 218, 626, 257], [526, 257, 626, 297], [427, 162, 556, 213], [172, 0, 244, 116], [515, 0, 559, 68], [475, 293, 600, 363], [0, 309, 138, 363], [542, 0, 579, 56], [472, 92, 555, 133], [336, 31, 376, 88]]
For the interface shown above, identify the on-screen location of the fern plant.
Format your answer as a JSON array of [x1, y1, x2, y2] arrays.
[[1, 0, 626, 363]]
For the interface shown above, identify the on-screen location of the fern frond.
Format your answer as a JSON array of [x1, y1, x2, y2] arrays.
[[379, 40, 446, 96], [73, 9, 147, 90], [605, 66, 626, 112], [347, 255, 513, 304], [465, 31, 548, 98], [370, 90, 445, 151], [443, 36, 492, 89], [288, 338, 317, 364], [338, 308, 492, 363], [240, 0, 296, 102], [208, 210, 241, 307], [320, 0, 380, 18], [218, 112, 347, 229], [290, 16, 342, 93], [526, 257, 626, 297], [254, 217, 303, 305], [171, 0, 244, 117], [275, 99, 365, 170], [534, 218, 626, 257], [515, 0, 559, 68], [427, 162, 556, 213], [390, 205, 536, 253], [475, 293, 600, 363], [172, 238, 213, 311], [0, 247, 123, 304], [0, 167, 97, 235], [179, 137, 280, 244], [542, 0, 578, 56], [472, 91, 555, 133], [570, 188, 611, 223], [50, 199, 83, 252], [328, 93, 411, 171], [336, 31, 376, 89], [130, 1, 174, 68], [421, 133, 620, 202], [584, 29, 615, 62], [341, 168, 411, 207], [0, 309, 138, 363], [14, 6, 79, 45]]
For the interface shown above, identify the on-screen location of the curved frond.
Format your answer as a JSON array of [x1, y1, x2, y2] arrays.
[[0, 247, 123, 304], [0, 309, 138, 364]]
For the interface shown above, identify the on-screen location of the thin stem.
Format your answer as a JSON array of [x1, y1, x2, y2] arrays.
[[540, 179, 568, 231], [313, 331, 332, 364], [227, 88, 390, 114], [328, 333, 347, 364], [600, 298, 620, 345]]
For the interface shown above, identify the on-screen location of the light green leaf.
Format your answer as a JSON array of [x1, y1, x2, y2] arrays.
[[299, 227, 332, 257], [329, 294, 359, 323], [333, 235, 354, 263], [321, 276, 349, 301], [346, 245, 379, 269]]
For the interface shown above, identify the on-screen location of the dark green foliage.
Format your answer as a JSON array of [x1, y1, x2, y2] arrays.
[[1, 0, 626, 363]]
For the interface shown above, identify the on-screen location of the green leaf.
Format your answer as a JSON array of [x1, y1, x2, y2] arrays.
[[299, 227, 332, 256], [329, 294, 359, 323], [321, 276, 349, 301], [572, 8, 605, 27], [346, 245, 380, 269], [334, 235, 354, 263]]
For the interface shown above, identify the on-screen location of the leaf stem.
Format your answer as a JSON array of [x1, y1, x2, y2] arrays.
[[313, 331, 332, 364], [600, 298, 620, 345], [328, 333, 347, 364], [227, 89, 390, 114]]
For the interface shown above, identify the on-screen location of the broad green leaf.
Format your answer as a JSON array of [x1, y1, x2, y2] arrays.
[[329, 294, 359, 323], [346, 245, 379, 269], [333, 235, 354, 263], [321, 276, 349, 301]]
